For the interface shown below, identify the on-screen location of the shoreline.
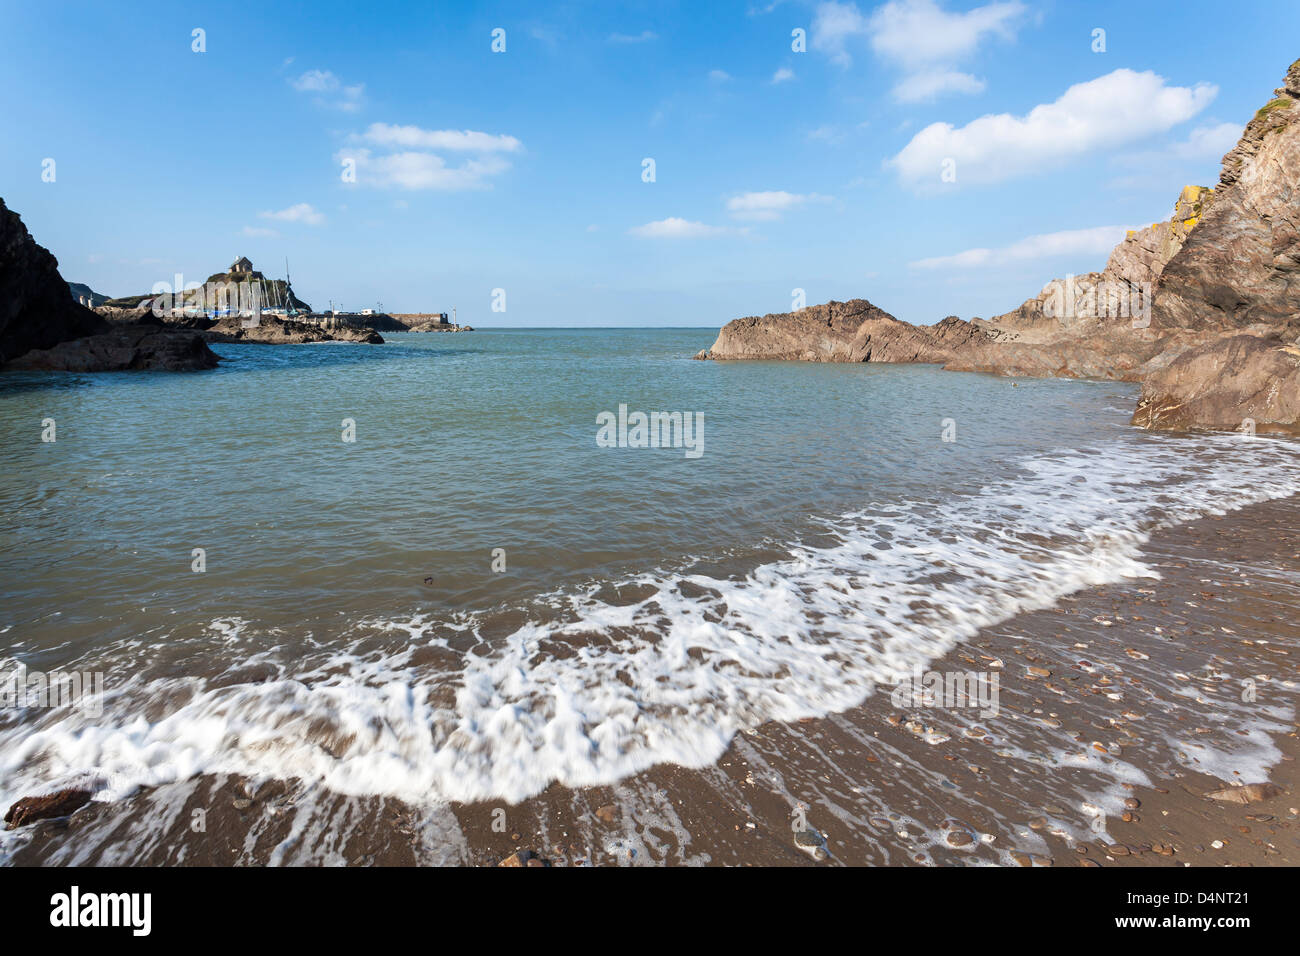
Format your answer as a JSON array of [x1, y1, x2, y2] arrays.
[[6, 490, 1297, 866]]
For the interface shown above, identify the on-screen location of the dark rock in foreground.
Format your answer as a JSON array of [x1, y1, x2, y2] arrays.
[[1, 198, 105, 363], [4, 788, 93, 829], [0, 196, 218, 372], [5, 322, 219, 371]]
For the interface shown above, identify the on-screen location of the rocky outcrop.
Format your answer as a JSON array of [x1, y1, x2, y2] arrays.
[[201, 316, 384, 345], [1132, 333, 1300, 433], [0, 197, 218, 371], [4, 788, 93, 829], [1, 198, 106, 362], [1111, 186, 1217, 295], [981, 184, 1217, 341], [698, 299, 897, 361], [1152, 59, 1300, 332], [6, 322, 220, 371], [697, 57, 1300, 434]]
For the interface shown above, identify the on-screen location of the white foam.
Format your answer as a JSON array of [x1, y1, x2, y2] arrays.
[[1, 435, 1298, 815]]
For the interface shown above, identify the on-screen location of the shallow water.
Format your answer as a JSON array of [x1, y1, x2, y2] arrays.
[[1, 329, 1298, 828]]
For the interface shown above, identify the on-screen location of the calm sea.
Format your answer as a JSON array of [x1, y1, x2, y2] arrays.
[[2, 329, 1298, 814]]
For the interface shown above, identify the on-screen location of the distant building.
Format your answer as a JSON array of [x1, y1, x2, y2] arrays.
[[230, 256, 254, 274]]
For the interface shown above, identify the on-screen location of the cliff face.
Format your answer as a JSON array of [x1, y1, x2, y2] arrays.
[[1153, 58, 1300, 332], [982, 184, 1216, 341], [0, 198, 106, 362], [0, 197, 218, 372], [1132, 335, 1300, 434]]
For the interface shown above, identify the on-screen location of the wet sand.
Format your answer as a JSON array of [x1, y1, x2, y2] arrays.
[[7, 494, 1298, 866]]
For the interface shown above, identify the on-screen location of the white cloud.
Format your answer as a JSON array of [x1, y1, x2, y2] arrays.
[[727, 191, 829, 221], [708, 69, 732, 82], [1170, 122, 1241, 160], [910, 224, 1133, 270], [888, 69, 1218, 188], [810, 1, 870, 66], [893, 69, 985, 103], [772, 67, 795, 84], [812, 0, 1023, 102], [869, 0, 1024, 69], [259, 202, 325, 225], [290, 69, 365, 112], [290, 69, 336, 92], [609, 30, 658, 43], [337, 149, 511, 191], [628, 218, 733, 239], [1109, 122, 1242, 179], [360, 123, 522, 153], [338, 124, 522, 191]]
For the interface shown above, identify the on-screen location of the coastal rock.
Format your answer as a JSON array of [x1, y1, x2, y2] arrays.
[[0, 197, 106, 362], [0, 196, 218, 371], [4, 787, 93, 829], [5, 321, 220, 371], [1153, 58, 1300, 333], [201, 316, 384, 345], [695, 57, 1300, 434], [705, 298, 896, 361], [1133, 334, 1300, 433], [847, 314, 987, 363], [1110, 186, 1217, 296], [985, 184, 1216, 339], [387, 313, 472, 332]]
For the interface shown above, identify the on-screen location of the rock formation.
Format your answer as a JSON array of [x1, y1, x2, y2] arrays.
[[1131, 57, 1300, 431], [0, 197, 218, 371], [1, 198, 106, 363], [66, 280, 109, 307], [4, 787, 92, 829], [7, 322, 221, 371], [201, 316, 384, 345], [1154, 58, 1300, 333], [1133, 335, 1300, 433], [697, 57, 1300, 434], [698, 299, 897, 361]]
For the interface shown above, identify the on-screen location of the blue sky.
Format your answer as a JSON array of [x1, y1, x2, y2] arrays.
[[2, 0, 1296, 326]]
